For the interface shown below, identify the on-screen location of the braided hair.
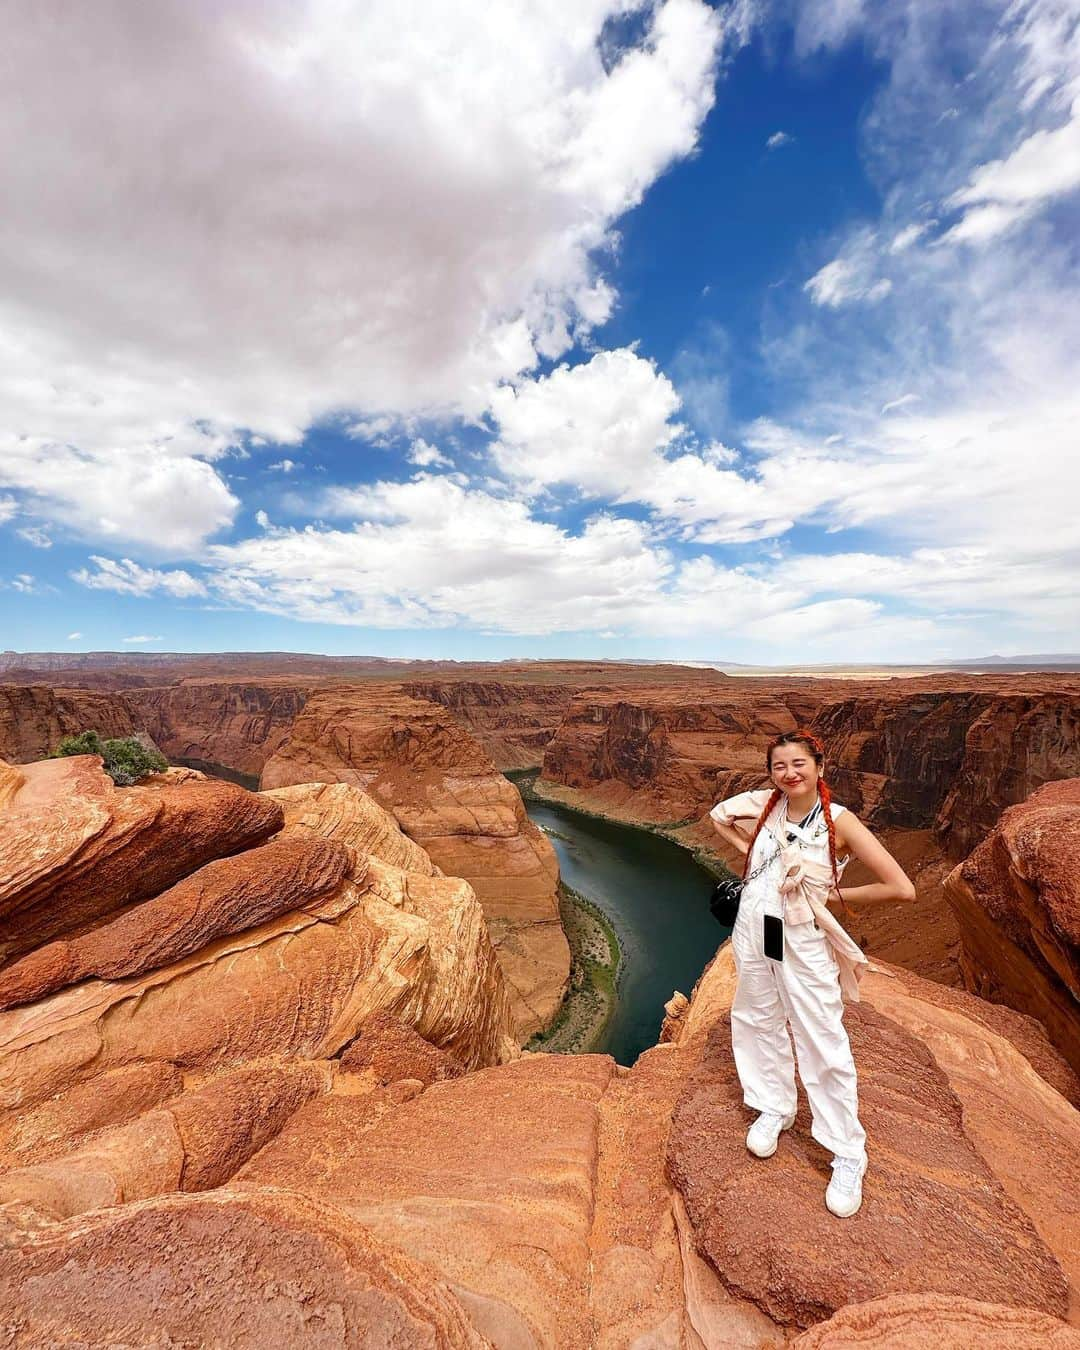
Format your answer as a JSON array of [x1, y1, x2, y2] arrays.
[[746, 729, 845, 904]]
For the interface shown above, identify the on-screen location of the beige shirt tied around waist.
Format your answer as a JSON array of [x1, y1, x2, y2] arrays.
[[710, 788, 870, 1001]]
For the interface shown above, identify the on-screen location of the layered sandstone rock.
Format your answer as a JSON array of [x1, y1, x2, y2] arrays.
[[0, 684, 137, 762], [131, 678, 313, 777], [0, 832, 352, 1010], [946, 778, 1080, 1075], [404, 679, 576, 770], [0, 1189, 489, 1348], [0, 756, 514, 1223], [262, 687, 568, 1039], [0, 755, 283, 961], [2, 909, 1078, 1344], [791, 1295, 1080, 1349]]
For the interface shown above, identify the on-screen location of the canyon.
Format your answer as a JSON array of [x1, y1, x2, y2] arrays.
[[0, 655, 1078, 1344]]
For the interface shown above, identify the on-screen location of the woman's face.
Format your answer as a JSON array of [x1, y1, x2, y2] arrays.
[[769, 743, 821, 796]]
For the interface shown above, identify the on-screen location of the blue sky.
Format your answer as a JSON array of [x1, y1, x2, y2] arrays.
[[1, 0, 1077, 661]]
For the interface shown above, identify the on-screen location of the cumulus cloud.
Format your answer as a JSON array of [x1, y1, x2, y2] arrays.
[[766, 130, 793, 149], [407, 439, 453, 468], [0, 0, 729, 550], [489, 347, 814, 542], [72, 556, 207, 599]]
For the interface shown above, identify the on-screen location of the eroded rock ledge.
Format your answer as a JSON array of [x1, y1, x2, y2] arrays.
[[1, 750, 1077, 1346]]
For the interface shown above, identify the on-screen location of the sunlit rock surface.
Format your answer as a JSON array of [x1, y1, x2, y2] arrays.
[[262, 686, 568, 1039], [946, 777, 1080, 1076]]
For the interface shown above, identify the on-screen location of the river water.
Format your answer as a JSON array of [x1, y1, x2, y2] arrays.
[[522, 793, 726, 1066]]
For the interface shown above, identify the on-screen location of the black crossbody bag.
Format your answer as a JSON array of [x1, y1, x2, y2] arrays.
[[709, 800, 823, 928], [708, 846, 776, 926]]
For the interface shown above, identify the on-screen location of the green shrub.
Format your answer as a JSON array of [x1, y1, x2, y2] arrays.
[[51, 731, 168, 786]]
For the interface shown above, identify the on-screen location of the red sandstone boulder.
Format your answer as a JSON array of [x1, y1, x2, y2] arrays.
[[946, 778, 1080, 1075], [791, 1294, 1080, 1348], [0, 832, 351, 1009], [340, 1010, 467, 1085], [0, 756, 284, 960], [0, 1188, 488, 1348], [666, 1002, 1069, 1328]]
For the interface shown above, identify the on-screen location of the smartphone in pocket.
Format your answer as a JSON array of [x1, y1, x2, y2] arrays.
[[763, 913, 784, 962]]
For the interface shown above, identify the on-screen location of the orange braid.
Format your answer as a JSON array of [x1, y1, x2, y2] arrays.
[[817, 778, 840, 891], [742, 788, 782, 878], [817, 777, 853, 915]]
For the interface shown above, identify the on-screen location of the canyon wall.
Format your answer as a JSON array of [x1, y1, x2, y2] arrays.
[[539, 676, 1080, 854], [402, 679, 576, 769], [261, 686, 569, 1039], [130, 679, 313, 777], [0, 685, 138, 763], [945, 778, 1080, 1075]]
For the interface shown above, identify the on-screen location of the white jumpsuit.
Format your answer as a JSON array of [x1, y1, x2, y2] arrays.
[[711, 790, 867, 1162]]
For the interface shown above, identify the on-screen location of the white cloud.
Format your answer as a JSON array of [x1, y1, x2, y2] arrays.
[[66, 632, 82, 640], [72, 556, 207, 599], [407, 439, 453, 468], [880, 393, 919, 415], [10, 574, 38, 594], [0, 438, 239, 553], [889, 221, 933, 252], [490, 348, 683, 495], [122, 635, 164, 644], [0, 0, 730, 550], [804, 254, 892, 308], [0, 497, 15, 525], [209, 476, 675, 635], [488, 347, 818, 542], [945, 99, 1080, 244], [268, 459, 297, 473], [766, 130, 793, 149], [16, 525, 52, 548]]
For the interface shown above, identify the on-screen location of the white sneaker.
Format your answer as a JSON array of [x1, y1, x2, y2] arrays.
[[745, 1109, 796, 1158], [826, 1154, 867, 1217]]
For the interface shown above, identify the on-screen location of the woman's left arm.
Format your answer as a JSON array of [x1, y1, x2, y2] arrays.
[[832, 813, 917, 906]]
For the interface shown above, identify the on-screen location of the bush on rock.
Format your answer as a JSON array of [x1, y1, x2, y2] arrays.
[[51, 730, 167, 786]]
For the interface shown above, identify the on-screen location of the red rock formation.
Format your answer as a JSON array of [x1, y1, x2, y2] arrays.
[[339, 1010, 467, 1085], [1, 835, 1078, 1347], [0, 684, 137, 762], [0, 757, 514, 1217], [939, 694, 1080, 857], [0, 756, 283, 961], [131, 678, 313, 777], [667, 999, 1069, 1328], [791, 1295, 1080, 1348], [403, 679, 576, 769], [262, 686, 569, 1039], [0, 1189, 488, 1348], [0, 832, 351, 1010], [946, 778, 1080, 1075]]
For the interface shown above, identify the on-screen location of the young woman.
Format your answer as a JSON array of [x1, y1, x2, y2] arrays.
[[709, 729, 915, 1218]]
